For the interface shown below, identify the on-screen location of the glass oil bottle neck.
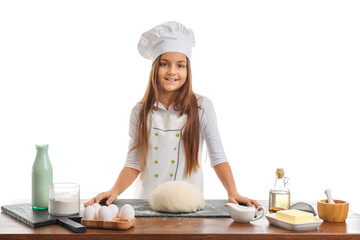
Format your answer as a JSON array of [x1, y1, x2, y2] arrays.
[[274, 176, 286, 189], [272, 168, 289, 192]]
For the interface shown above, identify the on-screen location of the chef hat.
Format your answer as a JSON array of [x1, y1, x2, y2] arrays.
[[137, 21, 195, 62]]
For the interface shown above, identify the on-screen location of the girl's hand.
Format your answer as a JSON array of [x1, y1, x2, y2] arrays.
[[84, 190, 118, 208], [228, 191, 261, 208]]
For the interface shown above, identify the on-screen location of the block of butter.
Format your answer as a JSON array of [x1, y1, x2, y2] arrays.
[[275, 209, 314, 224]]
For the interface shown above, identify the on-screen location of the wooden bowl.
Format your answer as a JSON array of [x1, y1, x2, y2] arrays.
[[81, 217, 136, 230], [317, 200, 349, 222]]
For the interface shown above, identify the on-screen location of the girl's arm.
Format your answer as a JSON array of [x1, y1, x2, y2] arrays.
[[85, 167, 140, 207], [213, 162, 261, 208]]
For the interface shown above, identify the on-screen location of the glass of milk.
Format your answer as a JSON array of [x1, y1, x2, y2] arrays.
[[48, 183, 80, 216]]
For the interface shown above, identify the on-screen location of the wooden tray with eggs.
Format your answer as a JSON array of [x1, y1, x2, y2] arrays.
[[82, 203, 136, 230], [81, 217, 136, 230]]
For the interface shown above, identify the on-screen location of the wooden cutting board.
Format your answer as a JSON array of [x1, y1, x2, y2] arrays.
[[1, 204, 85, 233]]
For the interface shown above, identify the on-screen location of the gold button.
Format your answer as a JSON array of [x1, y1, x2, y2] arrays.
[[170, 173, 173, 177], [171, 160, 175, 164], [154, 146, 158, 150], [155, 133, 158, 136], [154, 174, 158, 177], [174, 147, 176, 150], [154, 160, 158, 164], [176, 133, 179, 137]]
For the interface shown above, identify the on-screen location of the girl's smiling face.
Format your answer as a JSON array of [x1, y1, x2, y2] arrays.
[[157, 52, 188, 98]]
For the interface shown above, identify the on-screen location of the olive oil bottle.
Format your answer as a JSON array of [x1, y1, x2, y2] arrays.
[[269, 168, 290, 213]]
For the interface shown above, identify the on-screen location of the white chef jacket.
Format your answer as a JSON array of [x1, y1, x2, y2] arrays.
[[124, 95, 228, 198]]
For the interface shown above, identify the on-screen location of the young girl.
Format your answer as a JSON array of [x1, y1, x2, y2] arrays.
[[85, 21, 260, 208]]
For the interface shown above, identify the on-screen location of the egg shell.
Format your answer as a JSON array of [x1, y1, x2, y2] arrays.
[[98, 206, 113, 221], [108, 204, 119, 218], [83, 206, 96, 220], [91, 203, 101, 219], [118, 204, 135, 220]]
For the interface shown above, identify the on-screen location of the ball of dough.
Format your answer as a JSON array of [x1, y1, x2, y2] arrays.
[[149, 181, 205, 213]]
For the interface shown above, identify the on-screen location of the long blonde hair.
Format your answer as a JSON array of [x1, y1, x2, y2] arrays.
[[130, 54, 200, 177]]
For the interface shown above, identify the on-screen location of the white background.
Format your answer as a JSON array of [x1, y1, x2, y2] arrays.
[[1, 0, 359, 213]]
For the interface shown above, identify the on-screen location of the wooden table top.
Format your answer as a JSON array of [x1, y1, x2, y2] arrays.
[[1, 200, 360, 240]]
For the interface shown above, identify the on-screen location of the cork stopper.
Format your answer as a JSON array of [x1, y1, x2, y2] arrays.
[[276, 168, 284, 179]]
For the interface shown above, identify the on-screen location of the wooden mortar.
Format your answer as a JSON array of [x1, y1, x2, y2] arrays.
[[317, 199, 349, 222]]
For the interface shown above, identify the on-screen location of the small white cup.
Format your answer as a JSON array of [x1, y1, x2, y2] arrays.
[[225, 203, 265, 223]]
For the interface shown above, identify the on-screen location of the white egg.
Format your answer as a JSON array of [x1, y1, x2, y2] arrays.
[[98, 206, 113, 221], [83, 206, 96, 220], [91, 203, 101, 219], [118, 204, 135, 220], [108, 204, 119, 219]]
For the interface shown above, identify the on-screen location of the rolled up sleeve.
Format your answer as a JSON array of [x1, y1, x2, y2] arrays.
[[199, 97, 228, 167], [124, 103, 142, 171]]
